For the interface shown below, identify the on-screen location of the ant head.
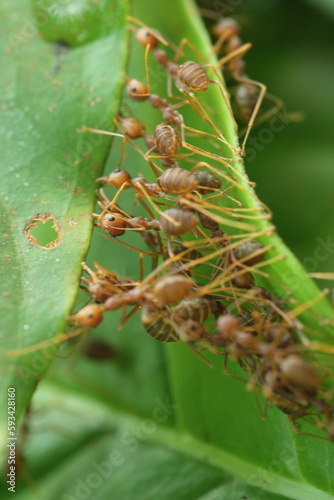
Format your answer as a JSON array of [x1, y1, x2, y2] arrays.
[[126, 79, 149, 101], [217, 314, 240, 343], [120, 117, 146, 139], [136, 27, 159, 49], [212, 18, 239, 39], [107, 169, 132, 188], [98, 212, 128, 237], [180, 320, 206, 343], [67, 304, 103, 328]]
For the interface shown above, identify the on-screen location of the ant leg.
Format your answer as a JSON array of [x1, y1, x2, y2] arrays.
[[180, 196, 256, 232], [290, 420, 332, 442], [181, 141, 251, 186], [179, 88, 239, 156], [119, 305, 142, 330], [99, 233, 159, 277], [134, 183, 168, 221], [235, 76, 267, 156], [143, 43, 152, 97], [6, 328, 87, 357], [127, 16, 169, 46], [223, 351, 250, 383], [200, 188, 243, 207], [82, 126, 124, 141], [213, 32, 231, 55], [57, 329, 89, 360], [190, 161, 251, 193], [213, 42, 252, 71], [204, 43, 253, 135], [182, 124, 234, 162], [99, 183, 135, 217], [82, 125, 127, 164], [194, 194, 271, 221], [143, 148, 164, 176], [171, 99, 192, 110], [173, 38, 205, 63], [112, 118, 128, 169], [135, 195, 164, 255], [241, 91, 284, 133]]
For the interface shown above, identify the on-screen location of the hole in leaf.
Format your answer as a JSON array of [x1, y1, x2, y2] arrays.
[[25, 213, 63, 249]]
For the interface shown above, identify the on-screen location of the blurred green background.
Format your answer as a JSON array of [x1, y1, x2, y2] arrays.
[[199, 0, 334, 288]]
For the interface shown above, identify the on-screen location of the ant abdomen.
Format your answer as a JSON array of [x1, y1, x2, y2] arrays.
[[235, 83, 260, 124], [232, 240, 265, 266], [154, 123, 181, 155], [158, 167, 198, 195], [263, 326, 295, 348], [153, 275, 194, 306], [160, 208, 198, 236], [177, 61, 209, 93], [280, 356, 321, 390], [263, 389, 308, 419], [172, 245, 202, 264], [141, 306, 177, 342], [173, 297, 215, 324], [231, 271, 254, 289], [193, 170, 223, 194]]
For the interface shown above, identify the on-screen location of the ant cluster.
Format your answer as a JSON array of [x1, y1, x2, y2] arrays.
[[14, 15, 334, 441]]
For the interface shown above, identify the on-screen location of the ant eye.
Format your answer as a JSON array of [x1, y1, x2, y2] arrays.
[[109, 216, 115, 221], [114, 168, 121, 173], [146, 31, 150, 36], [190, 325, 196, 331], [131, 87, 137, 92], [88, 313, 94, 318]]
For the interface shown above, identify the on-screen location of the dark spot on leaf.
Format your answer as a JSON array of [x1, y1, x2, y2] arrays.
[[53, 40, 71, 54], [52, 41, 70, 74]]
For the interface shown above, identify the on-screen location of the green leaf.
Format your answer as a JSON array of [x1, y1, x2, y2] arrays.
[[0, 384, 308, 500], [2, 0, 334, 498], [3, 384, 333, 500], [0, 0, 128, 457]]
